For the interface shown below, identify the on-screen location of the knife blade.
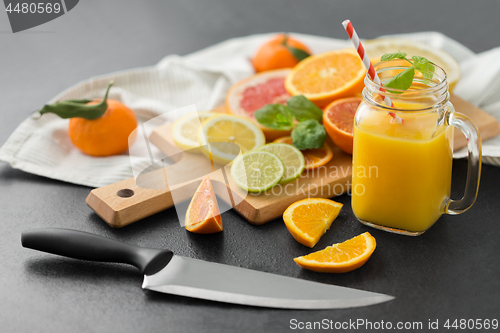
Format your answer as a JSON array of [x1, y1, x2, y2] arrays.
[[22, 228, 394, 309]]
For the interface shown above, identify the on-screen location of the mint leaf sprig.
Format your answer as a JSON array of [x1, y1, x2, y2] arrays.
[[254, 95, 326, 150], [291, 119, 326, 150], [380, 51, 435, 93], [255, 104, 295, 130]]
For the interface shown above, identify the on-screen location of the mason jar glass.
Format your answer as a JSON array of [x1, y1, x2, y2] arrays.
[[352, 60, 481, 236]]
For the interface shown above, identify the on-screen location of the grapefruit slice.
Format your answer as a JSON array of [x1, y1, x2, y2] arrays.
[[226, 69, 293, 140], [185, 176, 223, 234]]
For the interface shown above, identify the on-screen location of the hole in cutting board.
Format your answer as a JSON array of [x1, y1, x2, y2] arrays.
[[117, 189, 134, 198]]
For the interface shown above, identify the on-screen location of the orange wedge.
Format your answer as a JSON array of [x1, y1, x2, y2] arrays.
[[323, 97, 362, 155], [285, 49, 365, 108], [185, 176, 223, 234], [294, 232, 376, 273], [273, 136, 333, 170], [283, 198, 343, 248]]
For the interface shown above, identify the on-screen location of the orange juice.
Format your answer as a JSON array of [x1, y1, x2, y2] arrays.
[[352, 60, 481, 235], [352, 102, 454, 233]]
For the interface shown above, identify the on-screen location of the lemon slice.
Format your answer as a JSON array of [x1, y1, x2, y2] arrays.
[[364, 38, 461, 92], [172, 112, 214, 153], [231, 151, 284, 193], [198, 114, 265, 165], [258, 143, 305, 184]]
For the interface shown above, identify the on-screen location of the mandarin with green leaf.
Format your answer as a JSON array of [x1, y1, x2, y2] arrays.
[[252, 34, 311, 72], [68, 99, 137, 157], [39, 82, 138, 157]]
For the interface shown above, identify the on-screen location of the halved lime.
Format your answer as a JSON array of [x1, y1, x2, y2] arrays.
[[257, 143, 305, 184], [230, 151, 284, 193]]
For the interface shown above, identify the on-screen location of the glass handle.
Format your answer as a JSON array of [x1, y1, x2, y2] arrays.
[[444, 108, 482, 215]]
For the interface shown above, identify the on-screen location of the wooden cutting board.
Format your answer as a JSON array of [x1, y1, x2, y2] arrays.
[[86, 95, 500, 228]]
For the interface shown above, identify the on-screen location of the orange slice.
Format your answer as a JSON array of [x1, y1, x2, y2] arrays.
[[283, 198, 343, 248], [185, 176, 223, 234], [323, 97, 362, 155], [285, 49, 365, 108], [273, 136, 333, 170], [294, 232, 376, 273]]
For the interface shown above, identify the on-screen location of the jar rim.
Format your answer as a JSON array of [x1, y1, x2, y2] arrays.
[[363, 60, 450, 112], [369, 60, 448, 93]]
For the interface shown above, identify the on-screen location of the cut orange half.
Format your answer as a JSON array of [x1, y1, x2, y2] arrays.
[[273, 136, 333, 170], [294, 232, 376, 273], [185, 176, 223, 234], [283, 198, 343, 248], [323, 97, 362, 155], [285, 49, 365, 108]]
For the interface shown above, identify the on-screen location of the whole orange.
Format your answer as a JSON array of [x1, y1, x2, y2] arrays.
[[68, 99, 138, 157], [252, 34, 311, 72]]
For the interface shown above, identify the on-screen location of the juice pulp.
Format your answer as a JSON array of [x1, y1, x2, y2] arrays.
[[352, 102, 453, 233]]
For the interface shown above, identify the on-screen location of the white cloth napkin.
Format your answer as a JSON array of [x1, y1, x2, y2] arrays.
[[1, 32, 499, 188]]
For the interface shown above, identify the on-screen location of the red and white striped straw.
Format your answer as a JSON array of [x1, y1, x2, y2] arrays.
[[342, 19, 402, 123]]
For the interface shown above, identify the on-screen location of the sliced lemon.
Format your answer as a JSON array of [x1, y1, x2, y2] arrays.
[[198, 114, 266, 165], [257, 143, 305, 184], [364, 38, 461, 92], [172, 112, 214, 153], [230, 151, 284, 193]]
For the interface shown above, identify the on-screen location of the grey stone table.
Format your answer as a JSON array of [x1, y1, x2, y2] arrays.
[[1, 1, 499, 332]]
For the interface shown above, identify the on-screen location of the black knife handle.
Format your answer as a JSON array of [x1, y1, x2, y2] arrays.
[[21, 228, 173, 275]]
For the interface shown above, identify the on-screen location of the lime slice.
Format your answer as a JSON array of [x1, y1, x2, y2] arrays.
[[257, 143, 305, 184], [230, 151, 284, 193]]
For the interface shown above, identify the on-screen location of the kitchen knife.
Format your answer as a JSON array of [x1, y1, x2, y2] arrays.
[[21, 228, 394, 310]]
